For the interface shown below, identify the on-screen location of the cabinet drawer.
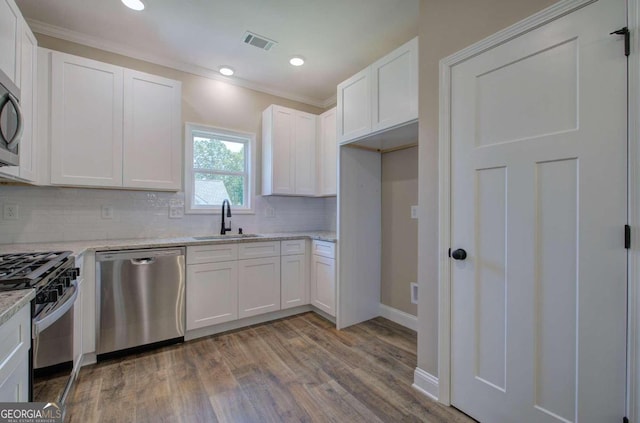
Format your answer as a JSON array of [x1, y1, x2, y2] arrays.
[[312, 240, 335, 259], [281, 239, 306, 256], [238, 241, 280, 260], [187, 244, 238, 264]]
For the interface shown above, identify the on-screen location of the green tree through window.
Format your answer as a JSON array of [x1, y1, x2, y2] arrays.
[[187, 126, 251, 211]]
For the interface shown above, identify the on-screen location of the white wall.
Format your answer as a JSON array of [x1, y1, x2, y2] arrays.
[[0, 185, 334, 244], [417, 0, 557, 378]]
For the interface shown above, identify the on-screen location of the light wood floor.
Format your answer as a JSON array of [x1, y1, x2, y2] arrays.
[[65, 312, 474, 422]]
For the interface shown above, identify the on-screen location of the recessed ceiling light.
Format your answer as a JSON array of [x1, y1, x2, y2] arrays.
[[219, 66, 235, 76], [289, 57, 305, 67], [121, 0, 144, 11]]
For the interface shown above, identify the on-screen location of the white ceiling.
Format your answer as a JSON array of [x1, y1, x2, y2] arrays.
[[16, 0, 420, 107]]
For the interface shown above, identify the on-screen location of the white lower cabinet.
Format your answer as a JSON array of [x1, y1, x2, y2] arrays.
[[310, 241, 336, 316], [186, 261, 238, 330], [0, 305, 30, 402], [238, 257, 280, 318], [281, 239, 308, 310]]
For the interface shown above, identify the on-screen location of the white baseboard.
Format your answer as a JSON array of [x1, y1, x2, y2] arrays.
[[378, 303, 417, 331], [413, 367, 439, 401]]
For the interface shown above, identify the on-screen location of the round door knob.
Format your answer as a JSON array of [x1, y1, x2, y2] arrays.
[[451, 249, 467, 260]]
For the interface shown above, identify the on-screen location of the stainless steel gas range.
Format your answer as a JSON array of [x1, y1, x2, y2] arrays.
[[0, 251, 80, 404]]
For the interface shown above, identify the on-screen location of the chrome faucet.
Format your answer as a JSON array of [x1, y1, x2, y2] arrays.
[[220, 199, 232, 235]]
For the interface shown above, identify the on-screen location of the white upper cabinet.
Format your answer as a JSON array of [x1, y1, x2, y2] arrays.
[[371, 37, 418, 132], [294, 111, 316, 195], [262, 104, 316, 196], [45, 50, 182, 190], [337, 68, 371, 143], [0, 0, 21, 88], [337, 37, 418, 145], [50, 52, 124, 187], [316, 107, 337, 196], [0, 18, 37, 182], [123, 69, 181, 190], [16, 21, 37, 182]]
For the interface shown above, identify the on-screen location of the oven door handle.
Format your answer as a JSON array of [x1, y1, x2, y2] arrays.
[[33, 282, 78, 337]]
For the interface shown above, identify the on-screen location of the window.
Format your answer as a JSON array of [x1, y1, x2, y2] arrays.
[[185, 123, 255, 214]]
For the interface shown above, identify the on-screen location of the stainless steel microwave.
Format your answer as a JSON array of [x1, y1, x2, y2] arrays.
[[0, 69, 23, 167]]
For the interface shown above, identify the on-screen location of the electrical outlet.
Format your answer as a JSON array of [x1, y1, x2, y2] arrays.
[[411, 282, 418, 304], [3, 204, 18, 220], [411, 205, 419, 219], [265, 206, 275, 218], [101, 205, 114, 219], [169, 205, 184, 219]]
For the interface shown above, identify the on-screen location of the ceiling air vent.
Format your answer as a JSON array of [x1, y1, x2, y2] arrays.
[[243, 31, 277, 51]]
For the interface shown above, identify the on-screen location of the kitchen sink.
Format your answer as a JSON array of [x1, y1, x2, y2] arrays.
[[192, 234, 264, 240]]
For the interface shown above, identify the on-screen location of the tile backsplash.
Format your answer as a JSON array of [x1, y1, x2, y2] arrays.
[[0, 184, 336, 244]]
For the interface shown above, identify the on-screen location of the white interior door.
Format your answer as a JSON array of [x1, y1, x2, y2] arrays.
[[450, 1, 627, 422]]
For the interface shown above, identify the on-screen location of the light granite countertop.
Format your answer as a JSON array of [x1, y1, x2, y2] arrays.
[[0, 231, 337, 257], [0, 289, 34, 326], [0, 231, 336, 328]]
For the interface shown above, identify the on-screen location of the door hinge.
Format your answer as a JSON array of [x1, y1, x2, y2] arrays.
[[610, 27, 630, 57], [625, 225, 631, 249]]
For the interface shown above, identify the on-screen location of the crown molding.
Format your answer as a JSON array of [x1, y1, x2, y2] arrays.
[[27, 18, 332, 109]]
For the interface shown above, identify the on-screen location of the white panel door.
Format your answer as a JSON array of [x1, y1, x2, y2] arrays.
[[450, 1, 626, 422], [238, 257, 280, 318], [186, 261, 238, 330], [123, 69, 181, 190], [294, 111, 316, 195], [50, 52, 123, 187]]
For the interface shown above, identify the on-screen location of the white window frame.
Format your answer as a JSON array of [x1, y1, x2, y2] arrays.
[[184, 123, 256, 214]]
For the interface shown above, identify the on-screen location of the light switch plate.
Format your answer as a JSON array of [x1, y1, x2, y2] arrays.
[[411, 205, 419, 219]]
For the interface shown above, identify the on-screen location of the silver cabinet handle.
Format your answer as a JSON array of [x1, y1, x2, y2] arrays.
[[131, 257, 156, 265]]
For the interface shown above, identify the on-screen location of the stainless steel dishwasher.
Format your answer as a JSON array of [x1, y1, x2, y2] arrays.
[[96, 248, 185, 359]]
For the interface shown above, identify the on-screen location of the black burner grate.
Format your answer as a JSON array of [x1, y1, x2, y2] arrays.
[[0, 251, 72, 289]]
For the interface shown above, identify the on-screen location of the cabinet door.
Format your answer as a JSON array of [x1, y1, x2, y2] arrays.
[[371, 37, 418, 132], [17, 22, 37, 182], [337, 67, 371, 143], [0, 305, 30, 402], [123, 69, 182, 190], [238, 257, 280, 318], [271, 105, 296, 194], [0, 18, 31, 181], [310, 255, 335, 316], [294, 111, 316, 195], [0, 356, 28, 402], [186, 261, 238, 330], [317, 108, 337, 196], [50, 52, 123, 187], [0, 0, 21, 88], [281, 254, 308, 310]]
